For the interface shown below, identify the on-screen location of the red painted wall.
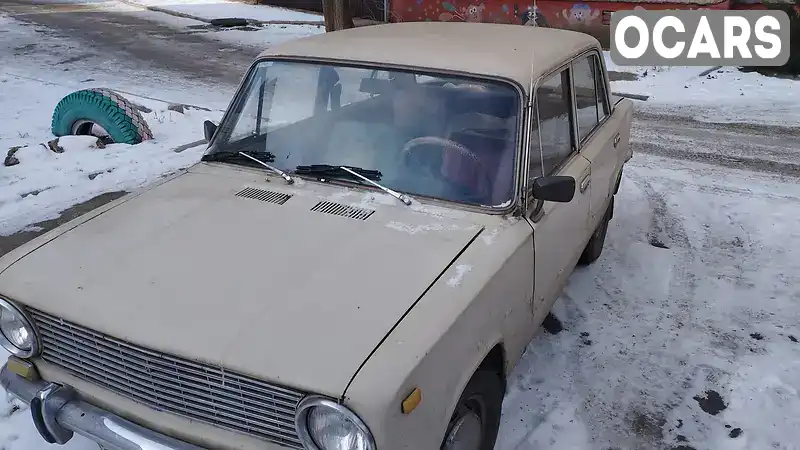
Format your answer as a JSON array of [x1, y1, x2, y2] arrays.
[[390, 0, 732, 47]]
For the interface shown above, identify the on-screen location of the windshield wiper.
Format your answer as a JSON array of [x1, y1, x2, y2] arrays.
[[294, 165, 412, 205], [203, 150, 294, 184], [294, 164, 382, 181], [339, 166, 412, 206], [203, 149, 275, 163]]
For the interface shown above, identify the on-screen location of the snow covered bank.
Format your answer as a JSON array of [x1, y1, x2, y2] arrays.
[[606, 52, 800, 127], [125, 0, 322, 23], [0, 72, 221, 236]]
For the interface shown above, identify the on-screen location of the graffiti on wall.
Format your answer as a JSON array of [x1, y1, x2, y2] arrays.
[[559, 3, 600, 25], [394, 0, 731, 43], [514, 4, 549, 26], [438, 2, 487, 22]]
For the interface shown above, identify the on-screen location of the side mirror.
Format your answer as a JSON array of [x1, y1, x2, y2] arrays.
[[531, 176, 575, 203], [203, 120, 217, 142]]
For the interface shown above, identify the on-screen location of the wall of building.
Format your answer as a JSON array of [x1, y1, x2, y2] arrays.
[[391, 0, 731, 47]]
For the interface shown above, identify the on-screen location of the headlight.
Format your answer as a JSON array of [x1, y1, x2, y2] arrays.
[[295, 396, 376, 450], [0, 298, 39, 358]]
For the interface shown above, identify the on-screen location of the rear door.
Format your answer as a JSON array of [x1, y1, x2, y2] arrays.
[[528, 66, 592, 317], [570, 52, 621, 227]]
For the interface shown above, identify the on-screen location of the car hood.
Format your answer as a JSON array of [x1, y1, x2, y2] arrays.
[[0, 166, 484, 396]]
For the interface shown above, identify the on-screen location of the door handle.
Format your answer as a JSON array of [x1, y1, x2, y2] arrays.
[[580, 175, 591, 193], [613, 133, 621, 148]]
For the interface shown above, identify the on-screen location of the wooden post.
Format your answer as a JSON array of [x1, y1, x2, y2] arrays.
[[323, 0, 355, 31]]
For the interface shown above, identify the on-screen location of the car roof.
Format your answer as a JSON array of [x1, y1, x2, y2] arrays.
[[256, 22, 601, 90]]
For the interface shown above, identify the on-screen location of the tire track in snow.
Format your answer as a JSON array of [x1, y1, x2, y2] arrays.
[[618, 171, 707, 449], [631, 116, 800, 179]]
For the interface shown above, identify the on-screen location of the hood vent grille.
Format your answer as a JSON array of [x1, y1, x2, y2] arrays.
[[235, 187, 292, 205], [311, 201, 374, 220]]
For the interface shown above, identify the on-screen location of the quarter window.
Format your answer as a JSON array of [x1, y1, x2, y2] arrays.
[[531, 69, 573, 179], [593, 56, 610, 119], [573, 54, 610, 142], [573, 56, 600, 142]]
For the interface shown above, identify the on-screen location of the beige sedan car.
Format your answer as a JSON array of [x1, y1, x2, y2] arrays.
[[0, 22, 632, 450]]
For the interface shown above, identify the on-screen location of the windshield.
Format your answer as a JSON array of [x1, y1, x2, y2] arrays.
[[205, 60, 521, 207]]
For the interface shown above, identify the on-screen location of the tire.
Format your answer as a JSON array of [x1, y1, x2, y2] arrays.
[[578, 196, 613, 266], [441, 370, 504, 450], [51, 88, 154, 145]]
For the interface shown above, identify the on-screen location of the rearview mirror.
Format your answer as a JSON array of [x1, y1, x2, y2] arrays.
[[359, 77, 392, 95], [203, 120, 217, 142], [531, 176, 575, 203]]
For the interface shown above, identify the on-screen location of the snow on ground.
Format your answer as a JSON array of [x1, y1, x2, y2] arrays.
[[0, 379, 92, 450], [0, 11, 226, 450], [0, 72, 221, 236], [496, 153, 800, 450], [127, 0, 322, 22], [0, 13, 237, 108], [193, 23, 324, 49], [0, 13, 228, 236], [605, 51, 800, 127]]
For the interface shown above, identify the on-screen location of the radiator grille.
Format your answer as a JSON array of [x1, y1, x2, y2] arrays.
[[29, 308, 305, 448]]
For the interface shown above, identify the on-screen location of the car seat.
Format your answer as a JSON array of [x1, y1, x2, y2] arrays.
[[442, 111, 516, 205]]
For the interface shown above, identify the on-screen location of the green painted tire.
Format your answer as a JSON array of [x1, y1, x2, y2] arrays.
[[51, 88, 154, 145]]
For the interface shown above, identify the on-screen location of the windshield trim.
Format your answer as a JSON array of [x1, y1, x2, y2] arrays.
[[204, 56, 528, 216]]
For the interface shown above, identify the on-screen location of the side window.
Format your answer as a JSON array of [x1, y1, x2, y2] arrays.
[[573, 56, 600, 142], [530, 69, 574, 179], [593, 56, 611, 119]]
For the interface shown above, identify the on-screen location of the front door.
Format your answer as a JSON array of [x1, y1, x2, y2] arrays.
[[527, 67, 592, 320]]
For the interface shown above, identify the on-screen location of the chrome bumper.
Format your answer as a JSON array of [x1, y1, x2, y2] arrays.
[[0, 363, 205, 450]]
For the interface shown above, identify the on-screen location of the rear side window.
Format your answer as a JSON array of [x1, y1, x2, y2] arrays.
[[592, 56, 610, 119], [573, 54, 610, 142], [573, 56, 600, 142], [530, 69, 573, 179]]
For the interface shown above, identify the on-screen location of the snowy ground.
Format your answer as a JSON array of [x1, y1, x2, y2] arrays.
[[117, 1, 328, 58], [1, 7, 799, 450], [605, 52, 800, 127], [0, 73, 221, 236], [127, 0, 322, 22], [188, 22, 324, 49], [496, 153, 800, 450], [0, 13, 228, 236]]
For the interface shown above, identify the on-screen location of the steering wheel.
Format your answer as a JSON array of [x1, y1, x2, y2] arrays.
[[401, 136, 492, 201]]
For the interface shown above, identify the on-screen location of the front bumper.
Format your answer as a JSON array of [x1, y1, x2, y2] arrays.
[[0, 363, 204, 450]]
